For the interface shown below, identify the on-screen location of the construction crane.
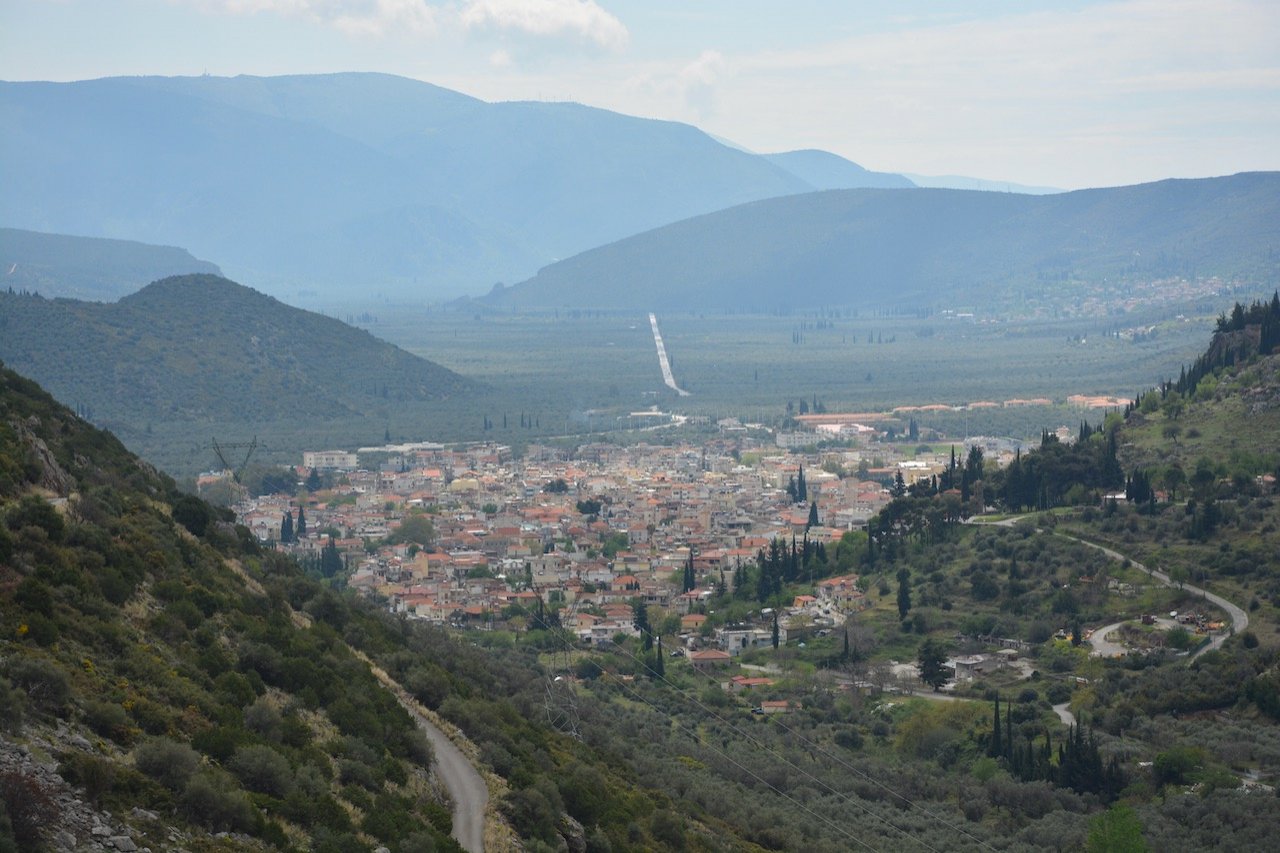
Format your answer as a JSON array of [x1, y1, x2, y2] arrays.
[[210, 437, 259, 484]]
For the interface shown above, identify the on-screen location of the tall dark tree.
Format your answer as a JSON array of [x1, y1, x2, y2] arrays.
[[280, 510, 294, 544], [307, 467, 321, 491], [917, 639, 949, 690], [320, 535, 343, 577], [807, 501, 819, 529], [896, 568, 912, 620], [797, 465, 808, 503], [295, 505, 307, 539], [632, 598, 653, 651], [989, 695, 1003, 757]]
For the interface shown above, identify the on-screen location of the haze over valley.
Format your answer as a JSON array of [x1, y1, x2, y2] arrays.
[[2, 3, 1280, 852]]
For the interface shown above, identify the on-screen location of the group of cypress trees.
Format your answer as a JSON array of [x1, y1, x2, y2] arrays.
[[988, 697, 1125, 802], [1159, 292, 1280, 402], [748, 533, 828, 602], [279, 505, 306, 543]]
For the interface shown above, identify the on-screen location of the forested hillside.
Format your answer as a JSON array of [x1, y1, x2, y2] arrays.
[[0, 366, 468, 851], [0, 228, 220, 301], [0, 273, 473, 427], [0, 366, 778, 851], [492, 172, 1280, 312]]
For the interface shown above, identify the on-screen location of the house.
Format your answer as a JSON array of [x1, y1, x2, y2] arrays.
[[689, 649, 731, 671], [951, 655, 988, 681], [681, 613, 708, 633], [815, 574, 864, 610], [728, 675, 774, 693], [718, 627, 785, 656], [760, 700, 798, 714]]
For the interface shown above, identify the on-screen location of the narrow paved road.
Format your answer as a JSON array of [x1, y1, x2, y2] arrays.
[[968, 515, 1249, 660], [1052, 702, 1076, 727], [649, 313, 690, 396], [410, 706, 489, 852], [1063, 535, 1247, 659], [354, 652, 490, 852]]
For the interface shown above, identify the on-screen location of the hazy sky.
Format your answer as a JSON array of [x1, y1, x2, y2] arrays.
[[3, 0, 1277, 189]]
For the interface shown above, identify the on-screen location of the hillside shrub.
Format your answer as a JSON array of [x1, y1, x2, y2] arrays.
[[83, 699, 132, 744], [230, 744, 294, 798], [5, 657, 70, 716], [134, 737, 201, 792], [179, 772, 256, 833]]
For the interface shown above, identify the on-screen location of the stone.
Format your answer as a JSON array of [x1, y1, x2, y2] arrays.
[[109, 836, 138, 852]]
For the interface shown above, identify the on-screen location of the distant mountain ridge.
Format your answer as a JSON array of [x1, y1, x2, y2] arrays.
[[904, 174, 1063, 194], [764, 149, 914, 189], [0, 228, 220, 301], [490, 172, 1280, 312], [0, 273, 473, 429], [0, 73, 910, 302]]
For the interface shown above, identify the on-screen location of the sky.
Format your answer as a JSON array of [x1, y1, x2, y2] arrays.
[[2, 0, 1278, 189]]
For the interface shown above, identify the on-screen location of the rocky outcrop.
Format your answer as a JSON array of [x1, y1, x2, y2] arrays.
[[9, 415, 74, 495]]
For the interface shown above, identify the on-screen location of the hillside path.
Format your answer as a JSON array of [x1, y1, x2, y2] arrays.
[[410, 707, 489, 852], [352, 651, 491, 852]]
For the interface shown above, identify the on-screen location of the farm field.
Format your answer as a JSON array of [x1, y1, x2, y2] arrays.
[[369, 306, 1218, 426], [132, 299, 1249, 476]]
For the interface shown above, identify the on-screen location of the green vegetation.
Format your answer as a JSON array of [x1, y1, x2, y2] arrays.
[[0, 365, 464, 851], [4, 281, 1280, 851], [0, 274, 476, 472]]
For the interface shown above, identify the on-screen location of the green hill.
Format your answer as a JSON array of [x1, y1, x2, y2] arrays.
[[0, 228, 221, 301], [492, 172, 1280, 312], [0, 365, 470, 850], [0, 273, 473, 440], [1117, 293, 1280, 478]]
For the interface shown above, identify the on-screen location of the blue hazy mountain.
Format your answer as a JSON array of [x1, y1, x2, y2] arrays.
[[0, 228, 220, 301], [764, 149, 915, 189], [489, 173, 1280, 312], [1, 73, 822, 302], [905, 173, 1064, 194]]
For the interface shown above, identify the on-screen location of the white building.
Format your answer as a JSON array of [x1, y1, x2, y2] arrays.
[[302, 450, 358, 470]]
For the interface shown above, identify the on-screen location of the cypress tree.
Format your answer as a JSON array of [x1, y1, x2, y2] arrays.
[[990, 695, 1003, 758], [296, 505, 307, 539], [280, 511, 294, 544]]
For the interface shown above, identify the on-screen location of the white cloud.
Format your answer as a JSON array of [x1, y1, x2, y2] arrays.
[[489, 48, 512, 67], [458, 0, 628, 51], [182, 0, 629, 46], [186, 1, 438, 35], [677, 50, 725, 118]]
